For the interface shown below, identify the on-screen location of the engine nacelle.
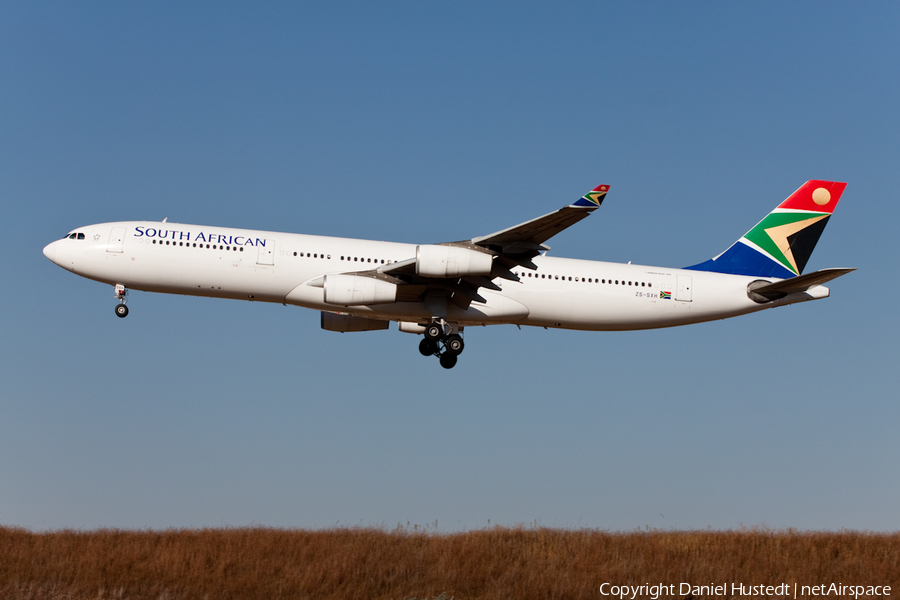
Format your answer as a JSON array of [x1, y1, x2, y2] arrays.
[[398, 321, 427, 334], [321, 312, 390, 332], [324, 274, 397, 305], [415, 245, 493, 278]]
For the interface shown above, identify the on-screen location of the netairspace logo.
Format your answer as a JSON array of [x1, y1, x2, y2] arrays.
[[598, 582, 892, 599]]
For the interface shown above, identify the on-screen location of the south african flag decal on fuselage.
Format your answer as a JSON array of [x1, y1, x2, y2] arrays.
[[660, 291, 672, 299]]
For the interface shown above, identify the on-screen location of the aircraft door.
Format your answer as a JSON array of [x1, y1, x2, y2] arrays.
[[676, 275, 692, 302], [107, 227, 126, 253], [257, 239, 275, 265]]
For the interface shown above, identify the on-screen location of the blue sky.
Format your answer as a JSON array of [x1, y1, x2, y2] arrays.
[[1, 3, 898, 531]]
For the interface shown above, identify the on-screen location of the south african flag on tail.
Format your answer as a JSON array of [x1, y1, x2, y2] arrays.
[[685, 180, 846, 279]]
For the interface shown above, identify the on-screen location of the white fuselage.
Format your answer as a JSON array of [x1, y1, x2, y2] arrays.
[[43, 221, 828, 331]]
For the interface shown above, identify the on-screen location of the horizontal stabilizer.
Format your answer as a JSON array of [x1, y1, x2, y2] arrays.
[[748, 268, 855, 302]]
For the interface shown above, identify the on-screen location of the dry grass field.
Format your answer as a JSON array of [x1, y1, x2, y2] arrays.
[[0, 526, 897, 600]]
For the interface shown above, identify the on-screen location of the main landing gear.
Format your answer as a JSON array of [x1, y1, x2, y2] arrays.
[[418, 321, 464, 369], [114, 284, 129, 318]]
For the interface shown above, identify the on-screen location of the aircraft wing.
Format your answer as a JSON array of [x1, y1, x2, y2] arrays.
[[348, 184, 610, 308], [382, 183, 609, 273], [470, 186, 609, 253]]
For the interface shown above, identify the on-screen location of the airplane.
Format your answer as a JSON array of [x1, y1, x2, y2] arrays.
[[43, 180, 853, 369]]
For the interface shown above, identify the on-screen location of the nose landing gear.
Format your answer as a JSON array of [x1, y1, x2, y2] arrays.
[[418, 321, 464, 369], [114, 284, 129, 318]]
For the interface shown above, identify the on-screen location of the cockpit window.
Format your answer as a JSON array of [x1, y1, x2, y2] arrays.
[[77, 233, 85, 240], [66, 233, 75, 239], [65, 232, 85, 240]]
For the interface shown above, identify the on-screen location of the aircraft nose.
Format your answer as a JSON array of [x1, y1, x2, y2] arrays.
[[43, 240, 59, 264]]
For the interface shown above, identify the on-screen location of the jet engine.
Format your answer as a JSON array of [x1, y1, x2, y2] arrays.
[[323, 274, 397, 305], [415, 245, 493, 278]]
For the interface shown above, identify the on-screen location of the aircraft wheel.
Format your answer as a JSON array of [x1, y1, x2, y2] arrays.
[[115, 304, 129, 318], [445, 334, 464, 355], [424, 323, 443, 341], [439, 353, 458, 369], [419, 338, 438, 356]]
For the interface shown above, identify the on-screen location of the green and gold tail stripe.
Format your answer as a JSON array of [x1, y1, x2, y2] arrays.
[[743, 211, 830, 275]]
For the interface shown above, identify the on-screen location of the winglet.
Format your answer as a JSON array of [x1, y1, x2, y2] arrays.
[[570, 184, 610, 208]]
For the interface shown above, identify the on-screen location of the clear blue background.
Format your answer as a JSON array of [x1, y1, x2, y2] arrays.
[[1, 2, 897, 531]]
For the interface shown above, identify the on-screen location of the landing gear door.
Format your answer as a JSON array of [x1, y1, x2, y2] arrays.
[[257, 240, 275, 265], [107, 227, 126, 253], [676, 275, 692, 302]]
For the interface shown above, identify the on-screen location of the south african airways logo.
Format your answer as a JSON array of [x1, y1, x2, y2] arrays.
[[133, 226, 268, 247]]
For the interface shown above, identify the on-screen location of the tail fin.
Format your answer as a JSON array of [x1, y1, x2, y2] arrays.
[[686, 180, 846, 278]]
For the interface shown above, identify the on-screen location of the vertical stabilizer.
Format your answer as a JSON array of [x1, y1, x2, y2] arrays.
[[686, 180, 846, 278]]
